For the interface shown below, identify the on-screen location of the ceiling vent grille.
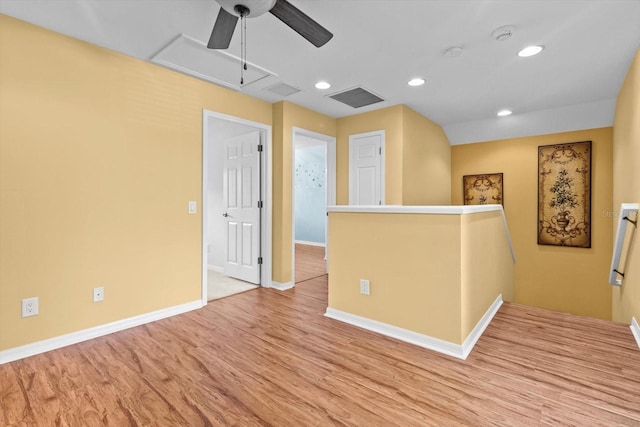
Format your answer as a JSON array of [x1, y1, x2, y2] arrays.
[[329, 87, 384, 108], [264, 82, 301, 98]]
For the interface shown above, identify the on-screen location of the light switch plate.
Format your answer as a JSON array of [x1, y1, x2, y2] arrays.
[[360, 279, 370, 296], [188, 201, 197, 214]]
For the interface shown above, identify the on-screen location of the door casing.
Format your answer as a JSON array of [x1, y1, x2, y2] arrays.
[[202, 110, 272, 305]]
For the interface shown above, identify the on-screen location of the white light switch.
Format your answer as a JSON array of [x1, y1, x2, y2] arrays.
[[188, 201, 197, 214], [360, 279, 370, 296]]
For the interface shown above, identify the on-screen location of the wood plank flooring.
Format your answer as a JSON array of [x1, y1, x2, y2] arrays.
[[2, 274, 640, 425], [295, 243, 326, 283]]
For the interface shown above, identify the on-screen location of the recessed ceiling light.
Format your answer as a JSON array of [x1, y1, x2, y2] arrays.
[[497, 109, 512, 117], [315, 81, 331, 90], [408, 78, 425, 87], [518, 45, 544, 57]]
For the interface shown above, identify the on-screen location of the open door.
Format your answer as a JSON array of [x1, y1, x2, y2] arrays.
[[223, 131, 261, 284]]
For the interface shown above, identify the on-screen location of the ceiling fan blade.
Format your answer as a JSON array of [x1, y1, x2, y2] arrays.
[[207, 7, 238, 49], [269, 0, 333, 47]]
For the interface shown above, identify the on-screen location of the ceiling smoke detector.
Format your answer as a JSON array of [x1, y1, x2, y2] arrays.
[[492, 25, 515, 42], [443, 46, 463, 58]]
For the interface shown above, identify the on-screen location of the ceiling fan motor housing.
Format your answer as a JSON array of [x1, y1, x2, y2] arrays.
[[218, 0, 276, 18]]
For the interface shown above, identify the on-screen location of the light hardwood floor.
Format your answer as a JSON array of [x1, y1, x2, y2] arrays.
[[295, 243, 327, 283], [2, 272, 639, 424]]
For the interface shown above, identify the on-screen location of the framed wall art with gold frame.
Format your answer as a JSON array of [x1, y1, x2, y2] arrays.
[[538, 141, 591, 248], [463, 173, 503, 206]]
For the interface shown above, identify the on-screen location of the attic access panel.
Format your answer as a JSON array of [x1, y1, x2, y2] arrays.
[[151, 34, 276, 90], [329, 87, 384, 108]]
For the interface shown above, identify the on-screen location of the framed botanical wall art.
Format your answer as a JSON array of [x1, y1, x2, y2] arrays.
[[463, 173, 503, 205], [538, 141, 591, 247]]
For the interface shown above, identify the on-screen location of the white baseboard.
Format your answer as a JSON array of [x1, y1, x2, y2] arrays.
[[0, 300, 203, 365], [324, 294, 503, 360], [295, 240, 326, 247], [631, 317, 640, 350], [207, 265, 223, 273], [266, 281, 294, 291], [461, 295, 503, 359]]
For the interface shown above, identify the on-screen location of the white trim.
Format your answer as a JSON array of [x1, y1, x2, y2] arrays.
[[202, 110, 273, 307], [266, 281, 294, 291], [328, 204, 502, 215], [349, 130, 385, 205], [324, 295, 503, 360], [295, 240, 326, 247], [0, 300, 202, 365], [631, 317, 640, 350], [207, 264, 224, 273], [460, 295, 503, 359]]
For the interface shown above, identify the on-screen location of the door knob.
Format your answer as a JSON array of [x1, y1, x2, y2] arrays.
[[222, 212, 229, 217]]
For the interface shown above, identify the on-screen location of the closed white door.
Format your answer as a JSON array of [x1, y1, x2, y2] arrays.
[[223, 131, 261, 284], [349, 131, 384, 205]]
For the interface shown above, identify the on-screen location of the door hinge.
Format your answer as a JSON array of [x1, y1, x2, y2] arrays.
[[379, 147, 382, 155], [258, 200, 263, 208], [258, 257, 263, 265], [257, 144, 263, 152]]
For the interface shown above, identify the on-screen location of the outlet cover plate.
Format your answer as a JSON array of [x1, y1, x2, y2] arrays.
[[21, 297, 39, 318], [93, 286, 104, 302]]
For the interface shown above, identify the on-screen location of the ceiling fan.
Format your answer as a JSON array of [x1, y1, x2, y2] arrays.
[[207, 0, 333, 49]]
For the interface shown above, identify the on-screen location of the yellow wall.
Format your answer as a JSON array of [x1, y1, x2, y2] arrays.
[[328, 209, 513, 344], [328, 212, 462, 342], [0, 15, 272, 350], [402, 106, 451, 205], [335, 106, 404, 205], [461, 211, 514, 338], [271, 101, 336, 284], [452, 128, 613, 320], [335, 105, 451, 206], [612, 48, 640, 324]]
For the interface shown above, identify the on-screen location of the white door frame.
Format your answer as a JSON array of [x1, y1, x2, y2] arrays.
[[202, 110, 272, 306], [291, 127, 336, 285], [349, 130, 385, 205]]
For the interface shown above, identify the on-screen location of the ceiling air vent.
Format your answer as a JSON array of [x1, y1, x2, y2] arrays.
[[329, 87, 384, 108], [264, 82, 301, 98]]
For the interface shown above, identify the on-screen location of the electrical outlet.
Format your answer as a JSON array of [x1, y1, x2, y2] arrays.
[[93, 286, 104, 302], [360, 279, 370, 296], [21, 297, 39, 318]]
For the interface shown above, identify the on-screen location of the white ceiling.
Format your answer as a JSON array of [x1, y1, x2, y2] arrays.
[[2, 0, 639, 144]]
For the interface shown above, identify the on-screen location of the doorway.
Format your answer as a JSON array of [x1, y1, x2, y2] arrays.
[[202, 110, 272, 305], [291, 127, 336, 285], [349, 130, 385, 205]]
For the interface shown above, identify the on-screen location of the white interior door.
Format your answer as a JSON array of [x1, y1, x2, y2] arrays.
[[349, 131, 384, 205], [223, 131, 261, 284]]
